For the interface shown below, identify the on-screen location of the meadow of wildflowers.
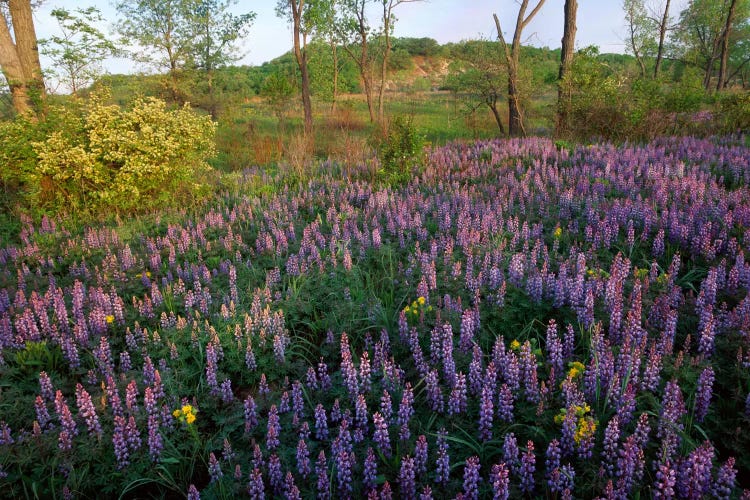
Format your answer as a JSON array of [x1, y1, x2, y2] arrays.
[[1, 135, 749, 498]]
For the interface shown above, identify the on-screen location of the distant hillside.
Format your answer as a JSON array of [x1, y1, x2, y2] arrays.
[[99, 38, 641, 110]]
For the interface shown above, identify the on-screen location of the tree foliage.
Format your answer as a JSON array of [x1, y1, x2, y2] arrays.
[[40, 7, 119, 94]]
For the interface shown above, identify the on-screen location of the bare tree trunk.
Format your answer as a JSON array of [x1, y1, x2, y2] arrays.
[[494, 0, 546, 137], [378, 1, 391, 123], [330, 38, 339, 112], [653, 0, 671, 78], [556, 0, 577, 137], [626, 3, 647, 78], [717, 0, 738, 90], [291, 0, 313, 137], [0, 0, 45, 118], [487, 98, 506, 135]]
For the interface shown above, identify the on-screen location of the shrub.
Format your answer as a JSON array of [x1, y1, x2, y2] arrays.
[[718, 90, 750, 133], [4, 88, 217, 217], [376, 115, 425, 185]]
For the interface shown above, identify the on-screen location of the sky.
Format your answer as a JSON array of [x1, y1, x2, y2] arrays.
[[31, 0, 689, 77]]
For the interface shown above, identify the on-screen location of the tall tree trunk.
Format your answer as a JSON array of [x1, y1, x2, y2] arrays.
[[378, 1, 391, 123], [494, 0, 546, 137], [487, 98, 506, 135], [291, 0, 313, 137], [555, 0, 577, 137], [0, 0, 45, 118], [330, 38, 339, 112], [717, 0, 739, 90], [654, 0, 671, 78]]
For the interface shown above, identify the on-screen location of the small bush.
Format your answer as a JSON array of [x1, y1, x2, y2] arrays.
[[376, 115, 425, 185], [2, 88, 216, 217], [718, 91, 750, 133]]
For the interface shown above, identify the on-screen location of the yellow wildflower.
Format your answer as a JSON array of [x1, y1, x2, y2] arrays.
[[417, 296, 426, 305], [510, 339, 521, 351], [186, 413, 196, 425], [553, 227, 562, 239], [173, 409, 182, 418], [105, 315, 114, 324]]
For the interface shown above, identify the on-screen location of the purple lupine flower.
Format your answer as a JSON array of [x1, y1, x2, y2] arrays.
[[478, 385, 494, 442], [359, 351, 371, 393], [491, 462, 510, 500], [503, 433, 519, 475], [0, 422, 12, 445], [415, 435, 428, 476], [299, 421, 310, 441], [314, 403, 328, 440], [336, 450, 353, 498], [286, 472, 301, 500], [147, 412, 163, 462], [712, 457, 737, 500], [653, 460, 676, 500], [459, 308, 477, 353], [676, 441, 714, 499], [697, 314, 716, 358], [545, 439, 561, 487], [220, 379, 234, 404], [113, 415, 129, 468], [561, 407, 576, 457], [397, 383, 414, 441], [252, 443, 265, 470], [468, 346, 484, 397], [420, 485, 433, 500], [614, 435, 645, 498], [55, 390, 77, 440], [520, 341, 540, 403], [39, 371, 54, 402], [331, 399, 342, 423], [399, 455, 417, 498], [125, 415, 141, 451], [425, 369, 443, 413], [221, 438, 235, 463], [187, 484, 201, 500], [658, 380, 686, 448], [125, 380, 139, 414], [372, 411, 391, 457], [316, 450, 330, 500], [268, 453, 283, 496], [363, 447, 378, 493], [245, 395, 258, 433], [317, 359, 332, 391], [380, 481, 393, 500], [35, 395, 50, 429], [497, 383, 514, 423], [297, 439, 311, 478], [463, 456, 481, 500], [119, 351, 132, 374], [267, 405, 280, 451], [208, 452, 223, 482], [292, 380, 304, 418], [520, 441, 536, 495], [247, 468, 265, 499], [435, 428, 450, 486], [694, 366, 714, 423], [448, 372, 468, 415], [380, 389, 393, 424], [546, 320, 564, 381], [280, 391, 290, 414], [75, 384, 102, 439], [441, 324, 457, 386], [355, 394, 368, 432], [602, 416, 620, 477], [306, 366, 319, 390], [258, 373, 270, 397]]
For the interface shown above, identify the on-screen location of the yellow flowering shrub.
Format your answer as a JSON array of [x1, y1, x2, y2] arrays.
[[29, 88, 216, 214]]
